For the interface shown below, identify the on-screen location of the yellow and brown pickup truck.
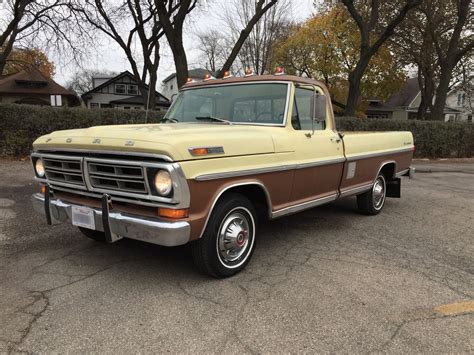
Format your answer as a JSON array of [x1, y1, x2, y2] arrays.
[[31, 74, 414, 277]]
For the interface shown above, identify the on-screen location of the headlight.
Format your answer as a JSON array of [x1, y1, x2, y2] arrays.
[[35, 159, 45, 178], [154, 170, 172, 196]]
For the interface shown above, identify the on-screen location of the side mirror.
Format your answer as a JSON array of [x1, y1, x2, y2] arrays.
[[170, 93, 177, 103], [314, 93, 327, 122]]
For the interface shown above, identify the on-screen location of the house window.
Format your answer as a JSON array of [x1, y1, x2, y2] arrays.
[[50, 95, 62, 107], [90, 103, 100, 109], [115, 84, 126, 94], [127, 84, 138, 95], [457, 93, 465, 106], [170, 84, 174, 90]]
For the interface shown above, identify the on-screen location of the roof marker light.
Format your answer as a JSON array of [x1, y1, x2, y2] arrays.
[[203, 72, 215, 81], [186, 77, 194, 83], [244, 68, 255, 77], [223, 71, 233, 79], [274, 66, 285, 75]]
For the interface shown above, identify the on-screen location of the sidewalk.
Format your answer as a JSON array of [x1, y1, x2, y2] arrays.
[[413, 158, 474, 174]]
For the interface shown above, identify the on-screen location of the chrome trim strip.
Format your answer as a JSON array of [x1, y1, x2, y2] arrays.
[[194, 157, 345, 181], [31, 193, 190, 247], [339, 183, 373, 198], [34, 149, 174, 162], [346, 147, 414, 162], [198, 182, 273, 239], [271, 194, 338, 219], [375, 160, 397, 181]]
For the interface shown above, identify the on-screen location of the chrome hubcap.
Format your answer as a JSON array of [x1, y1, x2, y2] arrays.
[[373, 177, 385, 209], [217, 211, 251, 264]]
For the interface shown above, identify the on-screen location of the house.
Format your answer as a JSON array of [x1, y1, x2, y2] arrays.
[[0, 69, 79, 107], [161, 68, 212, 101], [81, 71, 170, 111], [446, 84, 473, 122], [366, 77, 465, 121]]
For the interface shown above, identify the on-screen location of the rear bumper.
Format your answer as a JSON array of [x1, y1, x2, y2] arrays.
[[31, 193, 190, 247]]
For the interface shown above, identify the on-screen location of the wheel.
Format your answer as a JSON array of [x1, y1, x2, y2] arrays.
[[191, 193, 257, 278], [357, 174, 387, 215], [78, 227, 106, 242]]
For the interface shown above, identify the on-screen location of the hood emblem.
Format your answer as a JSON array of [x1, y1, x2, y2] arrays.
[[92, 138, 101, 144], [66, 138, 72, 143], [125, 140, 135, 146]]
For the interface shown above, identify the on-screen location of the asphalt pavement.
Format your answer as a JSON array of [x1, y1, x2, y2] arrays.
[[0, 160, 472, 353]]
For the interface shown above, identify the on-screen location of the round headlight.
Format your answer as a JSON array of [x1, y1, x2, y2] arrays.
[[35, 159, 45, 178], [154, 170, 172, 196]]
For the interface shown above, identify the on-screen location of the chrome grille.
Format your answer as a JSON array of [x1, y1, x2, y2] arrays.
[[43, 157, 85, 186], [87, 161, 148, 194]]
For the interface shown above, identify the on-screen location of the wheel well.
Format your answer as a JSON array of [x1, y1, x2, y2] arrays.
[[220, 184, 271, 220], [379, 162, 396, 181]]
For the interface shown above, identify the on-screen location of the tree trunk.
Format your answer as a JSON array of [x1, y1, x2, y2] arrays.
[[0, 53, 6, 75], [173, 45, 189, 89], [344, 55, 370, 116], [431, 62, 454, 121], [147, 71, 158, 110]]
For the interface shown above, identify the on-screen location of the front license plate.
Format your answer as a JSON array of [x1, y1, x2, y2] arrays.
[[71, 206, 96, 230]]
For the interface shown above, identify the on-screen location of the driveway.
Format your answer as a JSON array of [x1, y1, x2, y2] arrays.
[[0, 160, 472, 353]]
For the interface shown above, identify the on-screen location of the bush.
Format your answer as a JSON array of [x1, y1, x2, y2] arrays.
[[0, 104, 165, 155], [336, 117, 474, 158], [0, 104, 472, 158]]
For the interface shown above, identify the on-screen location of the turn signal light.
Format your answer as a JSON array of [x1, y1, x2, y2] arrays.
[[40, 185, 46, 195], [158, 208, 189, 219], [190, 147, 209, 156], [274, 66, 285, 75]]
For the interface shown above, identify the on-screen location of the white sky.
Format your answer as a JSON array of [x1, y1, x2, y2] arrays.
[[51, 0, 315, 89]]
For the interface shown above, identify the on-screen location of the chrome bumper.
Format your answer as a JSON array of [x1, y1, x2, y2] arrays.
[[31, 193, 190, 247]]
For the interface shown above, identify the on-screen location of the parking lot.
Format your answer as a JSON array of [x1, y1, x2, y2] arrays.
[[0, 160, 473, 353]]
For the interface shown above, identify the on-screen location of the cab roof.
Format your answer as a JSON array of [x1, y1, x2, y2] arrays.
[[182, 74, 326, 90]]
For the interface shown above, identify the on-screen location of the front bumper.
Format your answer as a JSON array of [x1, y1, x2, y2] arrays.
[[31, 193, 190, 247]]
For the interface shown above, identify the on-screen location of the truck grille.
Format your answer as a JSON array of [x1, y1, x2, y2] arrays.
[[87, 161, 148, 194], [43, 157, 85, 186]]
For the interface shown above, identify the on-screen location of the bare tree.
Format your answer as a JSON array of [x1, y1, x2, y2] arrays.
[[0, 0, 87, 75], [427, 0, 473, 120], [225, 0, 291, 75], [217, 0, 278, 77], [155, 0, 198, 89], [341, 0, 422, 116], [73, 0, 164, 109], [196, 29, 226, 73]]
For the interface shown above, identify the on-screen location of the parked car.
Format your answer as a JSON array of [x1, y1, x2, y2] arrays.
[[30, 74, 415, 277]]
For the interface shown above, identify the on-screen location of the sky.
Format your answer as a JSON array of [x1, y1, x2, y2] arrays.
[[50, 0, 315, 89]]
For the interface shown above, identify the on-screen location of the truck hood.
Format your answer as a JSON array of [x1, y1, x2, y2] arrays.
[[33, 123, 278, 161]]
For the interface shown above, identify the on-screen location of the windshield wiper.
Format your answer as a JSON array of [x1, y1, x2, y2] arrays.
[[195, 116, 231, 124], [160, 117, 179, 123]]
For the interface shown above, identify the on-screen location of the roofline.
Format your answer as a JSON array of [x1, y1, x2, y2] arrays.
[[81, 70, 169, 102]]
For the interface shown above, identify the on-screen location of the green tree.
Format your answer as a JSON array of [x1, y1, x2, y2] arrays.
[[274, 7, 406, 114], [3, 47, 55, 78]]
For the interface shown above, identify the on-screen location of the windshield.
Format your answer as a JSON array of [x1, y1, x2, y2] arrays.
[[164, 83, 289, 125]]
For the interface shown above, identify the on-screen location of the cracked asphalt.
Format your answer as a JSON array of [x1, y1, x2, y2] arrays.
[[0, 160, 473, 353]]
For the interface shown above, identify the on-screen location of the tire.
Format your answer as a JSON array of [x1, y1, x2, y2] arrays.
[[78, 227, 106, 242], [357, 174, 387, 215], [191, 193, 257, 278]]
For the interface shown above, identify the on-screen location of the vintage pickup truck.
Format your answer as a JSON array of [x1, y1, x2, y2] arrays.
[[31, 74, 414, 277]]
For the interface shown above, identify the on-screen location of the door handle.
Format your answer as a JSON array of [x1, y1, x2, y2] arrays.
[[330, 137, 341, 143]]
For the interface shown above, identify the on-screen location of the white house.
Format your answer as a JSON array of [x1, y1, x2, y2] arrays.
[[161, 68, 212, 101], [445, 84, 473, 122], [82, 71, 170, 111]]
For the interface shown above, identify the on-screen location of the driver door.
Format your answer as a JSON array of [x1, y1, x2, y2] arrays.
[[288, 85, 345, 204]]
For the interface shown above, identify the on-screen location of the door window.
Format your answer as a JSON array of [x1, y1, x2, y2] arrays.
[[292, 87, 325, 131]]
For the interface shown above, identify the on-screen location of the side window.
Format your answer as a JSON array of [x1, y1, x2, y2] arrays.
[[292, 87, 314, 130]]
